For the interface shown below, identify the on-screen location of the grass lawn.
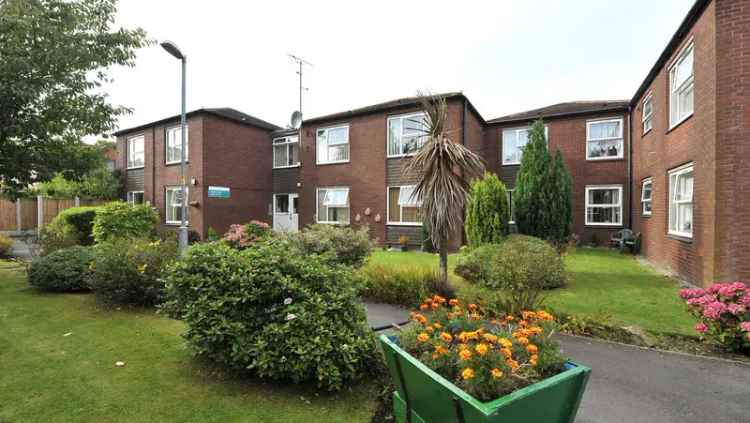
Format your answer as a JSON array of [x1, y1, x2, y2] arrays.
[[369, 248, 694, 336], [0, 261, 377, 423]]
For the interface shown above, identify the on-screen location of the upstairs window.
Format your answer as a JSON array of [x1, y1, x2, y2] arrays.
[[642, 94, 654, 134], [668, 163, 694, 238], [388, 185, 422, 225], [387, 112, 427, 157], [127, 135, 144, 168], [316, 125, 349, 164], [585, 185, 623, 226], [586, 118, 623, 160], [316, 187, 350, 224], [669, 41, 694, 128], [641, 178, 653, 216], [166, 126, 188, 164], [273, 136, 300, 168], [502, 126, 548, 165]]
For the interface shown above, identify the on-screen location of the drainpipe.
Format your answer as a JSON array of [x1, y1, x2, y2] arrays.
[[627, 107, 633, 229]]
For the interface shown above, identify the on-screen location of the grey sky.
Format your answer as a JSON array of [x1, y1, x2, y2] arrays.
[[108, 0, 695, 133]]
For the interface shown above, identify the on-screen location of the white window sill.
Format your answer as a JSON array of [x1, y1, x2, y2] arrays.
[[316, 160, 350, 166], [642, 127, 652, 136], [387, 154, 417, 159], [669, 112, 693, 132], [386, 222, 422, 227], [584, 222, 623, 227], [668, 230, 693, 239], [586, 155, 624, 162], [317, 221, 350, 225], [502, 161, 521, 166], [127, 165, 145, 170], [165, 221, 188, 226], [166, 160, 189, 165], [273, 164, 301, 169], [642, 212, 652, 217]]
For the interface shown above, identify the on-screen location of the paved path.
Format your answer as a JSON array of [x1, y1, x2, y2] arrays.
[[363, 302, 410, 331], [560, 335, 750, 423]]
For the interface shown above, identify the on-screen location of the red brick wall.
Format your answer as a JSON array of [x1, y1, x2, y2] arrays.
[[631, 1, 717, 285]]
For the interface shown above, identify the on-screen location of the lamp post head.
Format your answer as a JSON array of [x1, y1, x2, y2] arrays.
[[160, 40, 185, 60]]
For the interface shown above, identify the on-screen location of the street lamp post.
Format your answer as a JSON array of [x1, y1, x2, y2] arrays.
[[160, 40, 189, 254]]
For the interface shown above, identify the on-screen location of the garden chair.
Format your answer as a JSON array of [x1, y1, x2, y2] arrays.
[[609, 229, 637, 253]]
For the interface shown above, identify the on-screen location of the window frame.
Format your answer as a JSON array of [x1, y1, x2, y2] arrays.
[[584, 185, 623, 226], [669, 39, 695, 130], [641, 178, 653, 217], [642, 93, 654, 135], [165, 125, 189, 165], [668, 163, 694, 239], [315, 186, 350, 225], [387, 185, 423, 226], [501, 125, 549, 166], [127, 191, 144, 205], [272, 135, 300, 169], [316, 124, 350, 165], [165, 185, 189, 225], [387, 112, 427, 158], [127, 135, 145, 169], [586, 118, 624, 161]]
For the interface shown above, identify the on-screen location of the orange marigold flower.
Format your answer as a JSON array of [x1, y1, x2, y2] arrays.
[[426, 326, 434, 333], [425, 298, 433, 304], [475, 343, 489, 356], [433, 295, 446, 304], [432, 353, 439, 359], [528, 326, 544, 335], [505, 315, 515, 321], [433, 322, 442, 329], [526, 344, 538, 354], [462, 368, 475, 380], [440, 332, 453, 343], [516, 336, 529, 346], [506, 359, 520, 370], [499, 338, 513, 349], [419, 304, 429, 311], [519, 320, 529, 327], [458, 343, 469, 351], [468, 303, 478, 311], [459, 349, 472, 361], [521, 311, 537, 321], [435, 345, 448, 355], [470, 313, 481, 320], [491, 368, 503, 379], [417, 333, 430, 342], [530, 354, 539, 366], [449, 298, 459, 306], [482, 334, 498, 343], [458, 331, 479, 342], [431, 302, 440, 310], [500, 348, 513, 358], [536, 310, 554, 321]]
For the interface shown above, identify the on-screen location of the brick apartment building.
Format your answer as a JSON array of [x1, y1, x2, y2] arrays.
[[114, 0, 748, 286]]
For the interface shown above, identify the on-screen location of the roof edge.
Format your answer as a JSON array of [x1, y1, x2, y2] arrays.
[[112, 108, 280, 136], [486, 102, 629, 125]]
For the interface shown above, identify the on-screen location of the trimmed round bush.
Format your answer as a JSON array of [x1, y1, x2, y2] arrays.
[[164, 240, 375, 391], [40, 206, 99, 254], [282, 224, 373, 268], [28, 246, 93, 292], [92, 201, 159, 243], [455, 235, 567, 290], [87, 238, 178, 307]]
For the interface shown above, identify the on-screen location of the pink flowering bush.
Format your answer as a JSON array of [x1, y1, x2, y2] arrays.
[[222, 221, 272, 249], [679, 281, 750, 352]]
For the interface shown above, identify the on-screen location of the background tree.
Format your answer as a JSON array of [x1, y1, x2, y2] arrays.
[[0, 0, 149, 198], [513, 120, 573, 247], [405, 93, 485, 283], [465, 172, 509, 247]]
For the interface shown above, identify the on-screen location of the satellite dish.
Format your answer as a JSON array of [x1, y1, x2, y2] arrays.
[[290, 111, 303, 129]]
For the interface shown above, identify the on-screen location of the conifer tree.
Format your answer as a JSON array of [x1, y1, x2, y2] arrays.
[[465, 172, 509, 247]]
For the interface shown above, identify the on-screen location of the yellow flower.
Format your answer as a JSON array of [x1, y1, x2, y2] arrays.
[[137, 264, 147, 274], [499, 338, 513, 349], [500, 348, 513, 358], [426, 326, 434, 333], [458, 343, 469, 351], [417, 333, 430, 343], [536, 310, 554, 321], [521, 311, 537, 321], [440, 332, 453, 343], [482, 334, 498, 344], [528, 326, 544, 335], [459, 349, 472, 361], [506, 359, 520, 370], [526, 344, 538, 354], [462, 368, 475, 380], [435, 345, 448, 356], [491, 368, 503, 379], [433, 322, 442, 329], [530, 354, 539, 366], [516, 336, 529, 346], [475, 343, 489, 356]]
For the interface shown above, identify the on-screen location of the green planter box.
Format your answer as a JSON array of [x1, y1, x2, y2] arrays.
[[380, 334, 590, 423]]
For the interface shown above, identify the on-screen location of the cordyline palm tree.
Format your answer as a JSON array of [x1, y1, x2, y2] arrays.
[[404, 93, 485, 283]]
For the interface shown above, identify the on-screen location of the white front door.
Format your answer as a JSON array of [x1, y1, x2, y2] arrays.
[[273, 193, 299, 232]]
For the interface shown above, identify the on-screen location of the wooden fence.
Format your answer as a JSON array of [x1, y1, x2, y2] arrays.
[[0, 197, 106, 235]]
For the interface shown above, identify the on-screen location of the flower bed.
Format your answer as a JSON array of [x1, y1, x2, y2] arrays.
[[679, 281, 750, 352]]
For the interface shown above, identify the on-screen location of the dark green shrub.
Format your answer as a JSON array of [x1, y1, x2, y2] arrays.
[[87, 238, 178, 307], [283, 224, 373, 268], [0, 234, 11, 257], [465, 172, 509, 247], [92, 202, 159, 243], [40, 206, 99, 254], [359, 264, 455, 307], [28, 246, 93, 292], [163, 240, 375, 391], [421, 225, 436, 253]]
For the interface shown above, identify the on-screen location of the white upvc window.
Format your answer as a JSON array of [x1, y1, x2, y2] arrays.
[[316, 125, 350, 164], [668, 163, 694, 238], [165, 186, 188, 225], [387, 112, 427, 157], [166, 125, 188, 165], [642, 93, 654, 134], [127, 191, 144, 205], [585, 185, 623, 226], [316, 187, 350, 224], [127, 135, 145, 169], [507, 189, 515, 224], [502, 126, 548, 165], [273, 136, 300, 168], [387, 185, 422, 225], [641, 178, 653, 216], [586, 118, 624, 160], [669, 40, 694, 129]]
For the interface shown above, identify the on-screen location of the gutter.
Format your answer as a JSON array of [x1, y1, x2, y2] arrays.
[[627, 107, 633, 229]]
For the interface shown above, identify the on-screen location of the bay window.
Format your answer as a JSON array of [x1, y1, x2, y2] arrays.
[[165, 186, 188, 225], [586, 118, 623, 160], [127, 135, 144, 168], [668, 163, 694, 238], [387, 112, 427, 157], [669, 41, 694, 128], [166, 126, 188, 164], [388, 185, 422, 225], [316, 125, 349, 164], [273, 136, 300, 168], [316, 187, 350, 224], [585, 185, 623, 226]]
